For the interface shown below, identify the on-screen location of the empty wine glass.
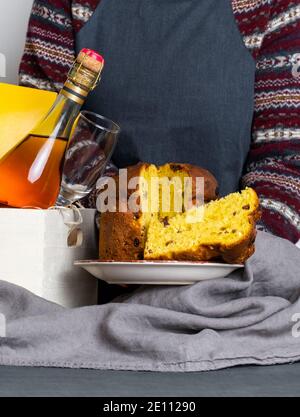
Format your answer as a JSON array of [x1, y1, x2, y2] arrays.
[[56, 111, 120, 206]]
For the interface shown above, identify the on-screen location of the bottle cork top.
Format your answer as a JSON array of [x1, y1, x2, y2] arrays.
[[77, 49, 105, 73]]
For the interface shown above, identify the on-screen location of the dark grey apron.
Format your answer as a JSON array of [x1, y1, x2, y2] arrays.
[[76, 0, 255, 196]]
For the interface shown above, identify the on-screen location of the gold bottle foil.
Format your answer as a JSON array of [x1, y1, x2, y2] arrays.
[[61, 54, 103, 104], [68, 61, 101, 91]]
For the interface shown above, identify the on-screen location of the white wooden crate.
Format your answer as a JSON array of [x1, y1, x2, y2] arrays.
[[0, 208, 98, 307]]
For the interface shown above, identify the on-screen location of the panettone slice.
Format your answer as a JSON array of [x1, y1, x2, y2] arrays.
[[144, 188, 260, 264]]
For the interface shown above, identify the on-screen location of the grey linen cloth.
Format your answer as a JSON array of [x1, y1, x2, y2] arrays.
[[0, 231, 300, 372]]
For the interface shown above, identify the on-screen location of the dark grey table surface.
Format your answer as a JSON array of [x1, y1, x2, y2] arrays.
[[0, 364, 299, 397]]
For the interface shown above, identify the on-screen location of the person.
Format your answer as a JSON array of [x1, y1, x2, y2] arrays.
[[19, 0, 300, 244]]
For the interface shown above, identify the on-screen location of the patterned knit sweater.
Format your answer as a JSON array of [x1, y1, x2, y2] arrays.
[[19, 0, 300, 243]]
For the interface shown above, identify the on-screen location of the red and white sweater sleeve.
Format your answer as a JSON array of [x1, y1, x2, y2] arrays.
[[19, 0, 100, 91], [19, 0, 300, 243], [233, 0, 300, 243]]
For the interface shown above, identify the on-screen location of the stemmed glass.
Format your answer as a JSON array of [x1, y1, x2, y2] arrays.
[[56, 111, 120, 206]]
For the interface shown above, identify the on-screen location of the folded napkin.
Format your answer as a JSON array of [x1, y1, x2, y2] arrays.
[[0, 231, 300, 372]]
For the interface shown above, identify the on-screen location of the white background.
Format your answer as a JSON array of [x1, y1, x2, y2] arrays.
[[0, 0, 34, 84]]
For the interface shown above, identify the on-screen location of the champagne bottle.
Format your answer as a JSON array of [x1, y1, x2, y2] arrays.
[[0, 49, 104, 209]]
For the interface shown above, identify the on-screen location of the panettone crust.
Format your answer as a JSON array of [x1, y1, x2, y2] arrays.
[[99, 211, 145, 261]]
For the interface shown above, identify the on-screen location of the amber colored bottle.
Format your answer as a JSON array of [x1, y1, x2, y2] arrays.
[[0, 49, 104, 209]]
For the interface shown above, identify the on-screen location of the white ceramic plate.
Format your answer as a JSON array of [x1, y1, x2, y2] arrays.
[[74, 260, 244, 285]]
